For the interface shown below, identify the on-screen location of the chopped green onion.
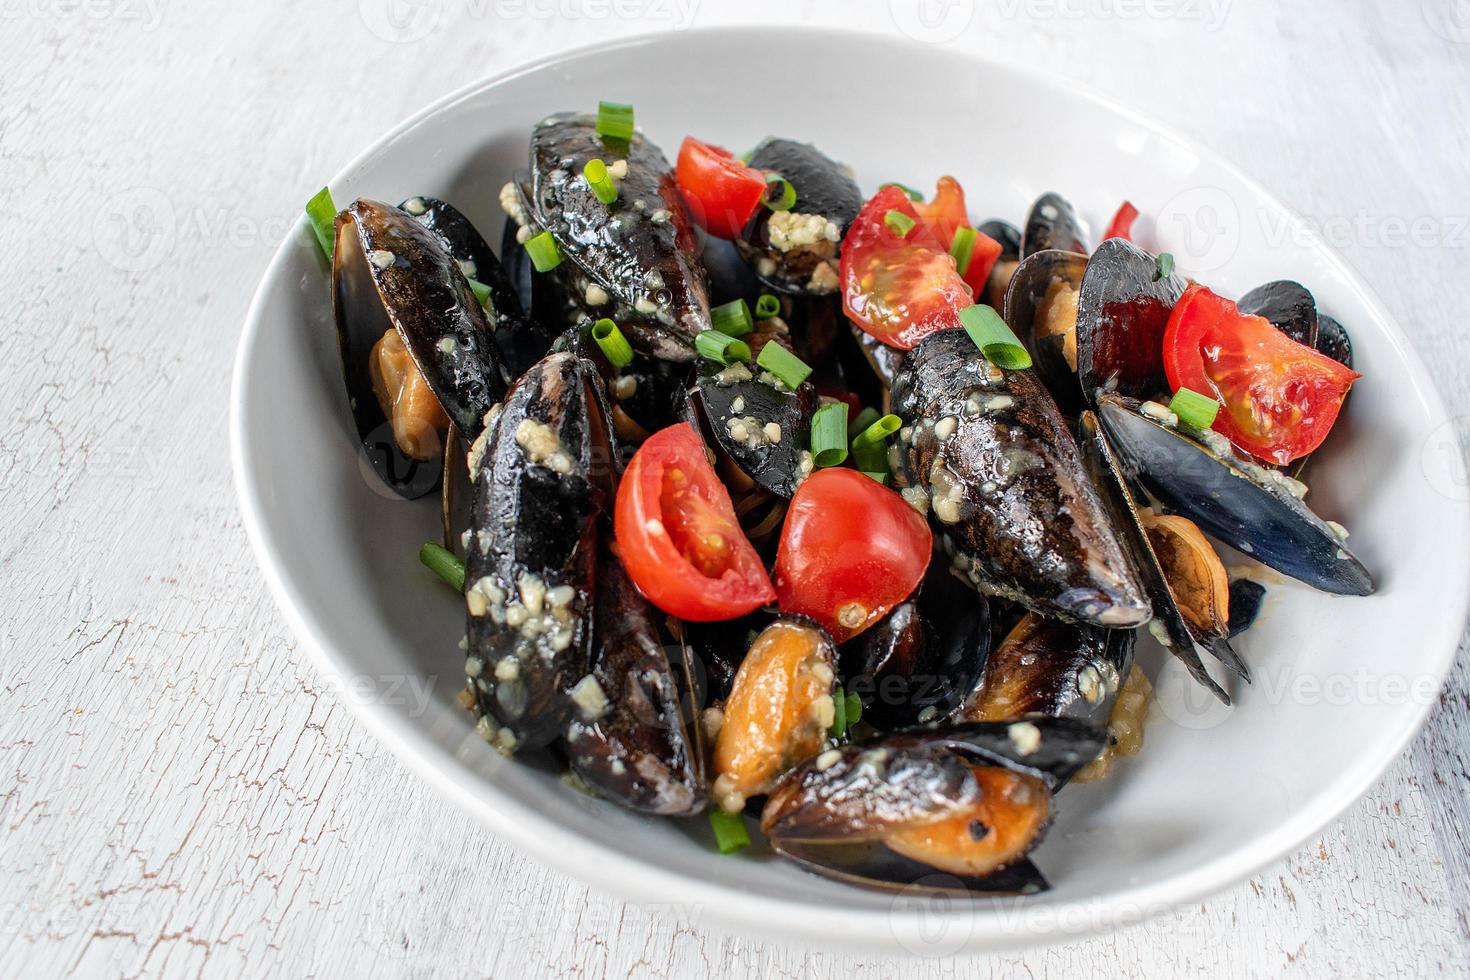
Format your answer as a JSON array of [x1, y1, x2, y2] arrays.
[[845, 690, 863, 728], [879, 181, 925, 201], [305, 186, 337, 261], [763, 174, 797, 211], [695, 329, 751, 365], [419, 542, 465, 592], [829, 686, 865, 737], [949, 225, 977, 276], [711, 298, 754, 337], [959, 303, 1032, 371], [709, 810, 750, 854], [810, 402, 850, 468], [1169, 387, 1220, 429], [466, 277, 494, 309], [596, 101, 634, 141], [523, 230, 562, 272], [884, 209, 916, 238], [860, 470, 889, 484], [591, 318, 633, 368], [583, 158, 618, 205], [851, 413, 903, 452], [847, 406, 881, 442], [756, 341, 812, 389], [1155, 252, 1176, 281], [754, 293, 781, 320]]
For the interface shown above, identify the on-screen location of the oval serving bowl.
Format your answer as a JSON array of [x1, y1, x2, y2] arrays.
[[230, 27, 1470, 952]]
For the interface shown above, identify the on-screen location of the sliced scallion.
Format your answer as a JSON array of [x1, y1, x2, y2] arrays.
[[596, 101, 634, 142], [592, 318, 633, 368], [1155, 251, 1176, 281], [755, 341, 811, 389], [847, 406, 881, 442], [754, 293, 781, 320], [1169, 386, 1220, 429], [419, 542, 465, 593], [695, 329, 751, 366], [879, 181, 925, 201], [466, 277, 493, 309], [305, 186, 337, 261], [828, 684, 848, 738], [763, 174, 797, 211], [583, 158, 618, 205], [711, 298, 754, 338], [949, 225, 977, 276], [523, 230, 563, 272], [810, 402, 850, 468], [959, 303, 1032, 371], [884, 209, 916, 238], [860, 470, 889, 485], [709, 809, 750, 854], [851, 413, 903, 452]]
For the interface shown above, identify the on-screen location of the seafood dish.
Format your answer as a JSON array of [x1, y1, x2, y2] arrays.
[[303, 100, 1372, 895]]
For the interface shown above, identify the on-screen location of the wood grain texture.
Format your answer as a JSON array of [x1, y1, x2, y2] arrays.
[[2, 0, 1468, 976]]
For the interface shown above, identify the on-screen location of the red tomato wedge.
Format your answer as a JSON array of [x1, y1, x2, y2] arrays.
[[914, 176, 1003, 298], [674, 137, 767, 240], [842, 185, 974, 350], [774, 469, 933, 643], [615, 423, 776, 621], [1103, 200, 1139, 242], [1162, 284, 1361, 465]]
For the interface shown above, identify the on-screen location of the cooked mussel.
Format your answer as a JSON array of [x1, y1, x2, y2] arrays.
[[1095, 392, 1374, 596], [1140, 513, 1232, 644], [1021, 192, 1088, 258], [1003, 248, 1088, 414], [735, 138, 862, 296], [462, 352, 613, 752], [1316, 313, 1353, 369], [563, 545, 706, 816], [1238, 279, 1318, 348], [889, 328, 1151, 628], [333, 198, 509, 497], [513, 113, 711, 359], [1074, 238, 1187, 404], [710, 617, 837, 813], [978, 218, 1022, 310]]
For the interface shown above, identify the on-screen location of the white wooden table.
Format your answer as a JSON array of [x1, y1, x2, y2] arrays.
[[4, 1, 1468, 975]]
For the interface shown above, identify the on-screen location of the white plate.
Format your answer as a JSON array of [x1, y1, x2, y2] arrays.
[[230, 27, 1470, 953]]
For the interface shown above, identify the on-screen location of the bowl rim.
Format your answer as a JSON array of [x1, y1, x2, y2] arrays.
[[230, 24, 1470, 951]]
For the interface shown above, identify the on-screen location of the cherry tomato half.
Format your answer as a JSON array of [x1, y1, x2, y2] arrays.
[[674, 137, 767, 240], [842, 185, 974, 350], [914, 176, 1003, 298], [1162, 284, 1361, 465], [615, 422, 776, 621], [774, 468, 933, 643], [1103, 200, 1139, 242]]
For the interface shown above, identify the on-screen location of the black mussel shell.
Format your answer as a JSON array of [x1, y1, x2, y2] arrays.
[[956, 613, 1135, 730], [769, 842, 1049, 895], [700, 233, 765, 306], [605, 356, 689, 450], [842, 562, 991, 731], [891, 717, 1109, 789], [564, 546, 706, 816], [1021, 193, 1088, 258], [679, 610, 775, 703], [1227, 579, 1268, 637], [735, 137, 861, 296], [1075, 238, 1187, 405], [891, 329, 1151, 628], [691, 353, 817, 499], [979, 219, 1022, 263], [1239, 280, 1318, 348], [1316, 313, 1354, 369], [1096, 393, 1373, 596], [525, 113, 710, 358], [1003, 248, 1088, 415], [462, 352, 614, 751], [1078, 409, 1233, 702]]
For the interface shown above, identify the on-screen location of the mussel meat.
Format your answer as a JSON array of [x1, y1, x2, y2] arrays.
[[736, 138, 862, 296]]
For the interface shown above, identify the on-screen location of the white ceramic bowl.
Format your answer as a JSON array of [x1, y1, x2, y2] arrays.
[[231, 27, 1470, 952]]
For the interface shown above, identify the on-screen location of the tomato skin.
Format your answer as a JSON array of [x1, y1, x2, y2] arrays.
[[774, 468, 933, 643], [614, 422, 776, 621], [674, 137, 767, 240], [913, 176, 1002, 299], [842, 185, 974, 350], [1103, 200, 1139, 242], [1163, 284, 1361, 465]]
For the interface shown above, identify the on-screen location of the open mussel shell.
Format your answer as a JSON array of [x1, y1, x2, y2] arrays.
[[1021, 192, 1088, 258], [735, 137, 862, 296], [890, 328, 1151, 628], [842, 561, 991, 731], [1075, 238, 1187, 404], [524, 113, 711, 358], [1078, 409, 1234, 702], [1228, 579, 1268, 637], [332, 198, 509, 497], [690, 349, 817, 499], [1095, 392, 1374, 596], [462, 352, 614, 752], [887, 718, 1110, 790], [1316, 313, 1353, 369], [979, 219, 1023, 310], [1003, 248, 1088, 415], [604, 355, 689, 451], [768, 842, 1049, 896], [563, 546, 707, 816], [955, 612, 1135, 731], [1238, 279, 1318, 348]]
